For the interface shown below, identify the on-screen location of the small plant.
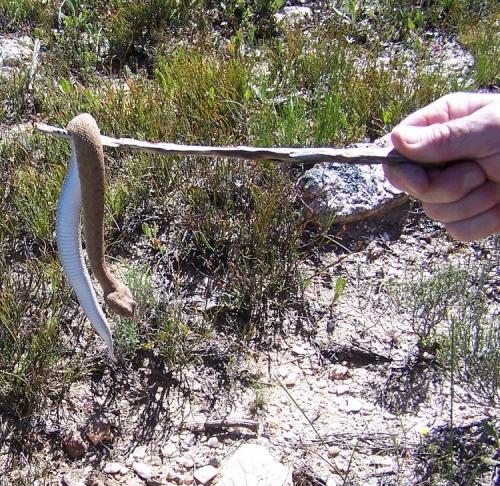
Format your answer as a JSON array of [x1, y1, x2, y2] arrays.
[[415, 419, 499, 484], [0, 258, 71, 417], [390, 254, 498, 405], [249, 380, 267, 413], [460, 17, 500, 88], [141, 221, 165, 252], [154, 306, 191, 369], [438, 258, 499, 405], [12, 164, 64, 244], [389, 265, 469, 347], [114, 263, 156, 359]]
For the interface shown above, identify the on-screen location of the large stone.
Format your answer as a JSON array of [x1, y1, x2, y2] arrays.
[[0, 36, 34, 73], [274, 7, 313, 26], [297, 145, 409, 224], [216, 444, 292, 486]]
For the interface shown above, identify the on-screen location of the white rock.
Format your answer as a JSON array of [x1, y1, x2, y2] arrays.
[[133, 462, 153, 480], [291, 345, 308, 356], [104, 462, 122, 474], [327, 446, 341, 458], [274, 6, 313, 25], [326, 476, 338, 486], [284, 371, 299, 387], [194, 465, 218, 484], [216, 444, 292, 486], [132, 445, 148, 459], [329, 365, 352, 380], [178, 456, 194, 469], [334, 384, 350, 395], [181, 474, 194, 485], [162, 441, 179, 457], [207, 437, 219, 448], [343, 398, 363, 413], [298, 160, 408, 224], [369, 455, 395, 467], [0, 36, 34, 70]]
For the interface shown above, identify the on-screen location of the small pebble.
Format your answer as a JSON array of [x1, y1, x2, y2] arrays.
[[193, 465, 218, 485], [103, 462, 122, 475], [133, 462, 153, 480], [206, 437, 219, 448], [328, 445, 341, 458]]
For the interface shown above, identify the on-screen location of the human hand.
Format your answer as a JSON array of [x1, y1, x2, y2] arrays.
[[383, 92, 500, 241]]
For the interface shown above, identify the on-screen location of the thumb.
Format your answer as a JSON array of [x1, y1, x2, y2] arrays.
[[391, 117, 481, 164]]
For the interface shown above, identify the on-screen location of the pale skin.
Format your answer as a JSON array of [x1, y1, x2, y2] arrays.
[[383, 92, 500, 242]]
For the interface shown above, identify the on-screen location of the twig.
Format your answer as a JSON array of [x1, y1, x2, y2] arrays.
[[28, 39, 41, 91], [186, 418, 259, 433], [36, 122, 420, 166]]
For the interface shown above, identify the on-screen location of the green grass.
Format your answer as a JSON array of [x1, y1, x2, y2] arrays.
[[390, 257, 499, 404], [0, 256, 74, 418], [388, 254, 499, 482]]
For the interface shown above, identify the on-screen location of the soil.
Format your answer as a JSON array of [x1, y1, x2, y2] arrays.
[[2, 206, 498, 486]]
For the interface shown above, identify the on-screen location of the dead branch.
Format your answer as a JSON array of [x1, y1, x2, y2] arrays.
[[36, 122, 420, 166], [186, 418, 259, 433]]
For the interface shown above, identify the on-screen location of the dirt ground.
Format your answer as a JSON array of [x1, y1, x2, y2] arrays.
[[2, 205, 497, 486]]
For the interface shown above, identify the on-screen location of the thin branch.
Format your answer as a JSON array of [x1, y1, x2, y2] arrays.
[[28, 39, 41, 91], [36, 122, 420, 166], [185, 418, 259, 433]]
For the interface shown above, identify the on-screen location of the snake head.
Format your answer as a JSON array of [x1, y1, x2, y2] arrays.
[[105, 285, 137, 318]]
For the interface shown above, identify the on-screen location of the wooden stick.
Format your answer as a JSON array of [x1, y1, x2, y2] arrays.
[[36, 122, 417, 166], [185, 418, 259, 433]]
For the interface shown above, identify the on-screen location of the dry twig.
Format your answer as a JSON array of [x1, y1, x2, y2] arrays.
[[36, 122, 423, 166]]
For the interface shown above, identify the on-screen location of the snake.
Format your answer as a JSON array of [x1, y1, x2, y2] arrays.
[[56, 114, 136, 360]]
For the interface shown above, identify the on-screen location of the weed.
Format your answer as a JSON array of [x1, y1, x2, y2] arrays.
[[175, 158, 303, 332], [389, 265, 468, 346], [0, 258, 71, 417], [12, 164, 62, 244], [416, 419, 499, 484], [249, 380, 268, 413], [0, 70, 33, 122], [460, 16, 500, 88], [390, 255, 499, 405], [0, 0, 55, 31], [438, 258, 499, 405], [154, 305, 191, 369], [141, 221, 166, 252]]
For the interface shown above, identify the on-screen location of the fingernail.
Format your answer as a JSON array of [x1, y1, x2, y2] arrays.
[[464, 169, 485, 191], [395, 125, 422, 145]]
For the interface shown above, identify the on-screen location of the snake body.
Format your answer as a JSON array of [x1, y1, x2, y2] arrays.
[[56, 114, 136, 360], [56, 143, 116, 359]]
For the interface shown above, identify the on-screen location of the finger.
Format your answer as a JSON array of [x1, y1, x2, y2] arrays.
[[384, 161, 486, 203], [392, 102, 500, 164], [421, 162, 486, 203], [444, 203, 500, 241], [383, 163, 430, 195], [422, 182, 500, 223], [391, 120, 471, 164], [478, 154, 500, 184], [398, 92, 499, 127]]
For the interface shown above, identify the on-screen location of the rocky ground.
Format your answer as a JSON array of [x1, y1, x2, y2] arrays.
[[2, 206, 498, 486]]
